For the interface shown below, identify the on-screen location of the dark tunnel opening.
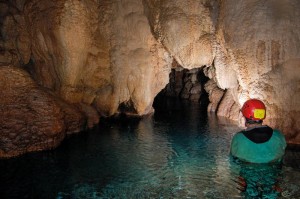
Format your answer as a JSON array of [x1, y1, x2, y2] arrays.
[[153, 66, 210, 113]]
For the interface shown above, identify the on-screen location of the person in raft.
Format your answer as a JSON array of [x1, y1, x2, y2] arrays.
[[230, 99, 287, 164]]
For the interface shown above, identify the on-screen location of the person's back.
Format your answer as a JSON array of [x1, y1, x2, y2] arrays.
[[230, 99, 286, 163], [231, 126, 286, 163]]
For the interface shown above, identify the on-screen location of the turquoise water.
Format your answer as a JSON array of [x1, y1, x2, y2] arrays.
[[0, 99, 299, 199]]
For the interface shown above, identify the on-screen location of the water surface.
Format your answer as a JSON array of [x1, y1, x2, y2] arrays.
[[0, 99, 299, 199]]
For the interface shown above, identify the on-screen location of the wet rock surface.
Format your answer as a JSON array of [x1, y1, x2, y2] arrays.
[[0, 66, 63, 157], [0, 66, 94, 158], [161, 68, 207, 102]]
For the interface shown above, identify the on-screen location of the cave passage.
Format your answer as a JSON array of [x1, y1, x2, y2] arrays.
[[153, 67, 210, 113]]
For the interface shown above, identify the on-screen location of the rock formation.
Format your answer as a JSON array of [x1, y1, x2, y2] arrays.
[[23, 0, 172, 117], [160, 67, 207, 102], [0, 66, 90, 157], [1, 0, 300, 157], [214, 0, 300, 143]]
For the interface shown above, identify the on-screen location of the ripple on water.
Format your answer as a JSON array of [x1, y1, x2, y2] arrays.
[[0, 99, 299, 199]]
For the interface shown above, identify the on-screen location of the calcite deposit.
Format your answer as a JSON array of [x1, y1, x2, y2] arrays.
[[23, 0, 172, 117], [215, 0, 300, 142], [0, 0, 300, 157], [144, 0, 216, 69]]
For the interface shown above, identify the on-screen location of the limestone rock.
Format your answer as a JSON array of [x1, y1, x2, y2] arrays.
[[53, 97, 87, 135], [0, 66, 87, 158], [215, 0, 300, 143], [144, 0, 216, 69], [160, 68, 204, 102], [0, 66, 64, 157], [217, 90, 240, 121], [0, 3, 30, 67], [21, 0, 173, 117], [78, 103, 100, 129], [204, 79, 224, 112], [162, 68, 185, 97]]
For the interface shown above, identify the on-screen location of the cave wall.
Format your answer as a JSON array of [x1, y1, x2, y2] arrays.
[[26, 0, 172, 116], [1, 0, 300, 157], [215, 0, 300, 142], [143, 0, 216, 69], [1, 0, 172, 116]]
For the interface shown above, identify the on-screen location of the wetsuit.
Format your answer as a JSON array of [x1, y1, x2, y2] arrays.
[[230, 125, 286, 163]]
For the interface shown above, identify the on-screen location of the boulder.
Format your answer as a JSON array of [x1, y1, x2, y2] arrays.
[[0, 66, 88, 158]]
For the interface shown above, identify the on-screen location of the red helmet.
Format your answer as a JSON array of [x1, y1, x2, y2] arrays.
[[241, 99, 266, 121]]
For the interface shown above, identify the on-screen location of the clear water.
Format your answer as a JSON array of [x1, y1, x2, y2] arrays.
[[0, 98, 299, 199]]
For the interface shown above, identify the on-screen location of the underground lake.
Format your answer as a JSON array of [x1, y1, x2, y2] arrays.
[[0, 98, 299, 199]]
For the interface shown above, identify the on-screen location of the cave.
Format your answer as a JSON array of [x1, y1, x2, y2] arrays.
[[154, 64, 209, 107], [0, 0, 300, 198]]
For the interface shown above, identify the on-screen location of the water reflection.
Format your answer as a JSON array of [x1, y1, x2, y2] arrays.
[[0, 99, 299, 198]]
